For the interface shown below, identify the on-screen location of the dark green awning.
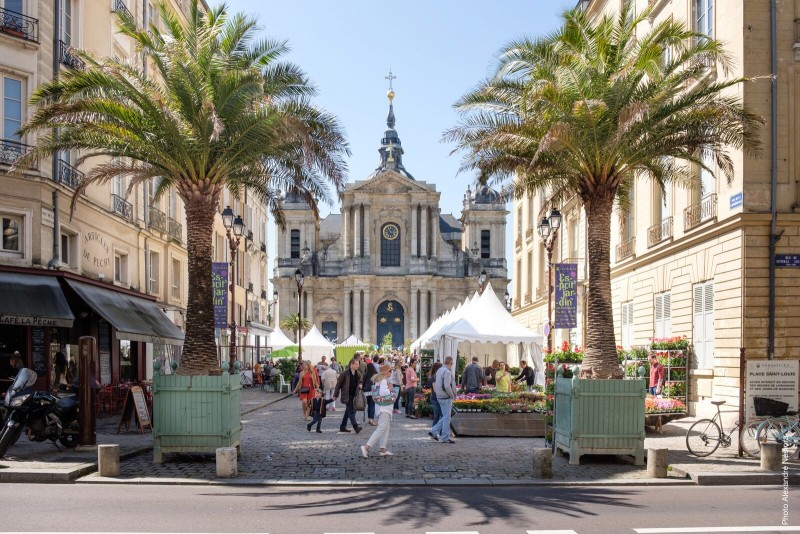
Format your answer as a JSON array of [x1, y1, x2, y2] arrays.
[[0, 272, 74, 328], [65, 280, 184, 345]]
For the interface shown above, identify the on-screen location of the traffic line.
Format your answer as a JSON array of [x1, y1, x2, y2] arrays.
[[634, 527, 800, 533], [427, 532, 480, 534], [526, 531, 579, 534]]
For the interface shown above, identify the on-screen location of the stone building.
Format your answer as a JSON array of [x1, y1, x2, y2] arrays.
[[272, 90, 509, 349]]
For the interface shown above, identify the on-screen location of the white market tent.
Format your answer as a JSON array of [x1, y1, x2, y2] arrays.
[[299, 325, 335, 363], [268, 328, 295, 350], [411, 293, 477, 350], [336, 334, 370, 347]]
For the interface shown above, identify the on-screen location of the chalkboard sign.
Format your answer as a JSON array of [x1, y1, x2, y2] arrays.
[[116, 386, 152, 434], [30, 327, 47, 375], [98, 320, 111, 385]]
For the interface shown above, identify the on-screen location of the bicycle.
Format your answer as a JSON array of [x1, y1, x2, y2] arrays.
[[756, 412, 800, 460], [686, 400, 741, 457]]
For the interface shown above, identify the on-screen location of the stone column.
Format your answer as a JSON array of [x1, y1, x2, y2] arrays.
[[363, 288, 371, 344], [342, 208, 349, 258], [306, 290, 314, 326], [420, 290, 428, 332], [431, 209, 438, 258], [353, 205, 361, 258], [411, 204, 418, 258], [363, 207, 370, 259], [410, 288, 418, 339], [353, 289, 362, 340], [430, 289, 437, 324], [420, 206, 427, 258], [343, 289, 351, 336]]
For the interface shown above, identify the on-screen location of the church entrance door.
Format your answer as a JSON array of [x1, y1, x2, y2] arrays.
[[376, 300, 404, 349]]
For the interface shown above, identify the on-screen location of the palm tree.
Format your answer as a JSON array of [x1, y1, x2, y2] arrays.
[[280, 314, 312, 343], [445, 1, 761, 379], [16, 1, 349, 375]]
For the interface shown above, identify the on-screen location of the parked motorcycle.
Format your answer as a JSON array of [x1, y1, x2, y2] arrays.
[[0, 368, 80, 458]]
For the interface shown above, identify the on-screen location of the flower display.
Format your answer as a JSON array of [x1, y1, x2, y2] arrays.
[[645, 397, 687, 413]]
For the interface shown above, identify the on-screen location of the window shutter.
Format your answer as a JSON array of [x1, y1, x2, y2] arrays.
[[693, 285, 704, 364], [703, 283, 714, 367], [654, 294, 663, 338], [663, 292, 672, 337]]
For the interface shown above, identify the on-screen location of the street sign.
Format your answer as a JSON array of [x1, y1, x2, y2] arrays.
[[554, 263, 578, 329], [775, 254, 800, 268], [729, 192, 743, 209], [745, 360, 799, 421]]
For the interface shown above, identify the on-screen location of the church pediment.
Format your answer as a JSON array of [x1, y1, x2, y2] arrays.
[[350, 171, 431, 195]]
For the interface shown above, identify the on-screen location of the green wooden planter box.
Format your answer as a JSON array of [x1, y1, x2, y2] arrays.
[[152, 367, 242, 464], [451, 410, 545, 437], [554, 377, 646, 465]]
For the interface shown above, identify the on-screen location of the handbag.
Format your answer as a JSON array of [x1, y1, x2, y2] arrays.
[[353, 388, 367, 411], [299, 386, 310, 394]]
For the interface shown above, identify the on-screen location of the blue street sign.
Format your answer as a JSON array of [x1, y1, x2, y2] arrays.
[[730, 192, 743, 209], [775, 254, 800, 268]]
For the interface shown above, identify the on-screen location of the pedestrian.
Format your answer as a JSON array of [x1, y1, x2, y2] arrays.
[[330, 356, 342, 374], [9, 351, 23, 372], [362, 362, 378, 426], [648, 354, 664, 396], [292, 361, 318, 421], [354, 351, 367, 376], [316, 355, 328, 375], [321, 363, 338, 411], [495, 362, 511, 393], [404, 359, 419, 419], [514, 359, 535, 390], [427, 361, 443, 431], [360, 363, 399, 457], [390, 360, 404, 414], [461, 356, 486, 393], [333, 358, 363, 434], [485, 359, 499, 386], [307, 388, 334, 433], [53, 351, 68, 386], [430, 356, 457, 444]]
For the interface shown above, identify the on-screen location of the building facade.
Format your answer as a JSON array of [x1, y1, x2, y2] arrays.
[[512, 0, 800, 417], [272, 90, 509, 349]]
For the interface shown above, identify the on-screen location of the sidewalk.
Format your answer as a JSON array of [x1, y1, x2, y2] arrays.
[[1, 391, 798, 486]]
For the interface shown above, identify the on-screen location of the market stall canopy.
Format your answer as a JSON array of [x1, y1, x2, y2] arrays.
[[270, 346, 298, 358], [336, 334, 370, 347], [65, 279, 184, 345], [268, 328, 294, 349], [300, 325, 336, 348], [0, 272, 74, 328], [415, 291, 480, 347]]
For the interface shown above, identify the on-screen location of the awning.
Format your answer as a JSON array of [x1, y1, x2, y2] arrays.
[[0, 272, 74, 328], [65, 280, 185, 345]]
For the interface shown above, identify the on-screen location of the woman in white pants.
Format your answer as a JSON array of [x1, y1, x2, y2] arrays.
[[361, 364, 398, 457]]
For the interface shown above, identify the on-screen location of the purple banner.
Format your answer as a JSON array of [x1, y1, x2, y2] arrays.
[[554, 263, 578, 329], [212, 262, 228, 329]]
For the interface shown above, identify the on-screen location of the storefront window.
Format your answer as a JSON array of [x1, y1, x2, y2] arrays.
[[119, 339, 133, 382]]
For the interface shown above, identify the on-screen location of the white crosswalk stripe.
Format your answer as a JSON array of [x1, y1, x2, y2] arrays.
[[634, 528, 800, 533], [526, 530, 579, 534]]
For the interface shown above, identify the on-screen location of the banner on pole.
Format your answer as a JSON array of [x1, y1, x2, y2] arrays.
[[212, 262, 228, 329], [554, 263, 578, 329]]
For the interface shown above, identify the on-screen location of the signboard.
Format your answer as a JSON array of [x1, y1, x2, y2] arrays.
[[745, 359, 799, 421], [98, 320, 112, 385], [775, 254, 800, 268], [117, 386, 152, 434], [554, 263, 578, 329], [30, 326, 47, 375], [212, 262, 228, 329], [729, 192, 743, 209]]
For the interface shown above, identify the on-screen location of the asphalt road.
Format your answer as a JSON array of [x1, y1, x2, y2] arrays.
[[1, 484, 795, 534]]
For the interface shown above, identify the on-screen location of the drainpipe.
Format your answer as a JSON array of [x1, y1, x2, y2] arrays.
[[47, 191, 60, 268], [52, 0, 60, 195], [768, 0, 779, 360]]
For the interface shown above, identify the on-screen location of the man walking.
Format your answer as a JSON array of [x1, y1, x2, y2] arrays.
[[515, 360, 535, 391], [430, 356, 457, 444], [334, 358, 363, 433], [648, 353, 664, 396], [461, 356, 485, 394]]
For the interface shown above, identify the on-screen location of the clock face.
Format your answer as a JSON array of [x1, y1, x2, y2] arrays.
[[382, 224, 399, 240]]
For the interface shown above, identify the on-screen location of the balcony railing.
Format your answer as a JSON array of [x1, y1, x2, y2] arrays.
[[111, 0, 133, 20], [525, 227, 533, 241], [56, 159, 84, 189], [515, 237, 522, 248], [111, 193, 132, 221], [524, 292, 531, 304], [148, 206, 166, 233], [168, 217, 182, 243], [536, 286, 546, 300], [0, 138, 31, 165], [616, 236, 636, 262], [562, 257, 586, 281], [684, 194, 717, 231], [260, 242, 267, 253], [58, 40, 85, 70], [0, 7, 38, 42], [647, 217, 673, 247]]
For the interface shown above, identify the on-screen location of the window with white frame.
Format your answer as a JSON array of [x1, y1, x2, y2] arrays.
[[215, 233, 224, 262], [171, 258, 180, 300], [694, 0, 713, 38], [1, 214, 21, 253], [114, 251, 128, 284], [60, 0, 73, 44], [3, 76, 23, 143], [148, 250, 160, 294], [147, 2, 158, 30], [693, 281, 714, 368], [654, 292, 672, 339], [621, 300, 634, 349], [60, 230, 77, 268]]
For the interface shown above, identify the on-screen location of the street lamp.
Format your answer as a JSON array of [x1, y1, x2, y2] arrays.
[[295, 269, 304, 360], [537, 207, 563, 354], [222, 206, 245, 370], [477, 269, 488, 295], [267, 290, 278, 326], [504, 289, 512, 311]]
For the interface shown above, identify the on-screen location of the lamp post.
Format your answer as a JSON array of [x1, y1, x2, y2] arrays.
[[222, 205, 245, 370], [477, 269, 488, 295], [295, 269, 304, 360], [267, 290, 278, 327], [537, 207, 563, 354], [504, 289, 512, 311]]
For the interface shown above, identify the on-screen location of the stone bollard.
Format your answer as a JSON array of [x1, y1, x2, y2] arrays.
[[761, 442, 782, 472], [98, 444, 120, 477], [532, 447, 553, 479], [216, 447, 238, 478], [647, 448, 668, 478]]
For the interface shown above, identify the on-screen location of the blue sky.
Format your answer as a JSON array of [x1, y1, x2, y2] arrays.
[[223, 0, 576, 291]]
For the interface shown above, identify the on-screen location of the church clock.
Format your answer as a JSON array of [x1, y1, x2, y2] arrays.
[[382, 223, 399, 240]]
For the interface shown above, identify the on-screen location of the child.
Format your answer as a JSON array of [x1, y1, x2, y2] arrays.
[[307, 388, 334, 433]]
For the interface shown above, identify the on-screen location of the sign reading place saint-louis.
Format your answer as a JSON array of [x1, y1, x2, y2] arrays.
[[554, 263, 578, 329], [211, 262, 228, 329]]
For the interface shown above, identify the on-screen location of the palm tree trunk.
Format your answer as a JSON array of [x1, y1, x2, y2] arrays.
[[581, 190, 624, 379], [177, 201, 220, 375]]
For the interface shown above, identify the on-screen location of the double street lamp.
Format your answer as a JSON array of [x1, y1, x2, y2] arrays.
[[477, 269, 488, 295], [295, 269, 304, 360], [222, 205, 245, 369], [267, 290, 278, 326], [537, 207, 563, 354], [504, 289, 512, 311]]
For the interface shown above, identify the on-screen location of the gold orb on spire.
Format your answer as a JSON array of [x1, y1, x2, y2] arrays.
[[387, 89, 395, 102]]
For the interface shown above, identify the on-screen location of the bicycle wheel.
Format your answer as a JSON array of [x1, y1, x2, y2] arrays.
[[739, 420, 763, 459], [686, 418, 722, 457], [759, 419, 800, 460]]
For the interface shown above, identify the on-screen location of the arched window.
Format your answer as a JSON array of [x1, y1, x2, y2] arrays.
[[380, 222, 401, 266]]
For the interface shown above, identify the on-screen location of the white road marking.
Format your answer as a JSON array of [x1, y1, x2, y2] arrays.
[[526, 531, 579, 534], [427, 532, 481, 534], [634, 527, 800, 533]]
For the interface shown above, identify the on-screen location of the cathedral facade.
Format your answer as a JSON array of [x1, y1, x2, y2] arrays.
[[272, 90, 508, 347]]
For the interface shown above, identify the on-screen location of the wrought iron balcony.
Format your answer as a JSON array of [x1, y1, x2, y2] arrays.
[[260, 242, 267, 253], [0, 138, 31, 165], [58, 40, 85, 71], [56, 158, 84, 189], [684, 194, 717, 231], [562, 257, 586, 281], [536, 286, 546, 300], [616, 236, 636, 262], [523, 292, 531, 304], [246, 229, 254, 241], [515, 237, 522, 248], [647, 217, 673, 247], [111, 193, 132, 221], [148, 206, 166, 233], [0, 7, 38, 42], [111, 0, 133, 20], [525, 227, 533, 241], [168, 217, 182, 243]]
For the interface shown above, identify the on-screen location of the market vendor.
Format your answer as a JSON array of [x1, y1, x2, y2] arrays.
[[648, 353, 664, 396]]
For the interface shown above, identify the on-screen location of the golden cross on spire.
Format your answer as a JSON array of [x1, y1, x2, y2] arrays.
[[385, 69, 397, 90]]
